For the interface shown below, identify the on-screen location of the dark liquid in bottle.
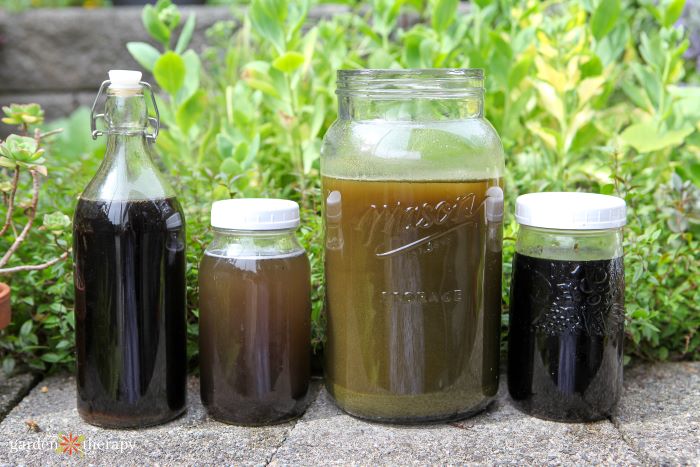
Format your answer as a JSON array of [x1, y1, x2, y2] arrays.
[[322, 177, 503, 422], [199, 252, 311, 425], [507, 254, 625, 422], [74, 197, 187, 428]]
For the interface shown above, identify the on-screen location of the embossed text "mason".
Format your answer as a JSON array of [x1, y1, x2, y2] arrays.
[[356, 193, 480, 247]]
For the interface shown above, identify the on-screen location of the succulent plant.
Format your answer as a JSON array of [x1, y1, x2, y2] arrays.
[[1, 103, 45, 127], [0, 135, 46, 175]]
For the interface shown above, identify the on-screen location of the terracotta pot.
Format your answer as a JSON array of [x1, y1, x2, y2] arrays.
[[0, 282, 10, 330]]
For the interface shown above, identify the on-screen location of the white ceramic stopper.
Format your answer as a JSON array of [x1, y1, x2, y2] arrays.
[[108, 70, 142, 90]]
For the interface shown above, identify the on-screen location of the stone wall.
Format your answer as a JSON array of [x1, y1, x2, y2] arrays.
[[0, 6, 230, 129], [0, 4, 351, 133]]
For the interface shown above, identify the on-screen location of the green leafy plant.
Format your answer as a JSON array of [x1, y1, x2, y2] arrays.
[[0, 104, 70, 275], [0, 104, 73, 374], [129, 0, 699, 363], [2, 0, 698, 373]]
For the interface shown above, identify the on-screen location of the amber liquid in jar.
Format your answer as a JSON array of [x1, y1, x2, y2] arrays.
[[199, 251, 311, 425], [323, 176, 503, 422]]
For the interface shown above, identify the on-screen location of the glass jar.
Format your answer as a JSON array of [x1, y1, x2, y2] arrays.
[[321, 69, 505, 423], [507, 192, 626, 422], [74, 70, 186, 428], [199, 199, 311, 425]]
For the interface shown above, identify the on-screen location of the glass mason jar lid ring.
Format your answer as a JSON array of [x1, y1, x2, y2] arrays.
[[336, 68, 484, 99], [211, 198, 300, 230], [515, 192, 626, 230]]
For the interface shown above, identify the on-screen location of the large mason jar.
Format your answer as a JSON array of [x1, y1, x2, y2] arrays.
[[321, 69, 505, 423]]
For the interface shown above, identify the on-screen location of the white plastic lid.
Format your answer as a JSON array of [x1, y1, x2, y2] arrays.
[[515, 192, 626, 230], [211, 198, 300, 230], [108, 70, 142, 90]]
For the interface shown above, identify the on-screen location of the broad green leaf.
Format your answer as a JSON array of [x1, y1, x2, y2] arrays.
[[20, 320, 32, 337], [142, 4, 170, 46], [212, 185, 230, 201], [489, 31, 512, 59], [40, 352, 63, 363], [56, 340, 72, 350], [403, 29, 426, 68], [668, 85, 700, 120], [175, 13, 196, 55], [527, 122, 559, 150], [176, 50, 201, 104], [301, 26, 318, 74], [303, 139, 320, 173], [432, 0, 458, 33], [639, 33, 664, 72], [244, 78, 280, 98], [368, 48, 394, 69], [220, 157, 242, 176], [600, 183, 615, 195], [595, 22, 629, 65], [535, 56, 567, 93], [663, 0, 685, 27], [578, 76, 605, 106], [2, 356, 15, 375], [286, 0, 310, 39], [591, 0, 621, 41], [310, 96, 325, 139], [644, 3, 663, 22], [126, 42, 161, 72], [508, 56, 532, 89], [249, 0, 287, 54], [675, 162, 700, 186], [153, 51, 186, 95], [580, 54, 603, 78], [230, 144, 247, 166], [272, 51, 305, 73], [176, 90, 206, 133], [620, 122, 693, 152], [569, 122, 600, 154], [217, 133, 234, 158], [534, 81, 564, 125], [621, 81, 652, 111]]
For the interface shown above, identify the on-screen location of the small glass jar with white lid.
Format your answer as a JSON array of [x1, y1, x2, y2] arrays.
[[198, 199, 311, 425], [507, 192, 626, 422]]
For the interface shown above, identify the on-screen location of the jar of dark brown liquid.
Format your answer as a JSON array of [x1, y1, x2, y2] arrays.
[[321, 69, 505, 423], [199, 199, 311, 425], [74, 70, 187, 428], [508, 192, 626, 422]]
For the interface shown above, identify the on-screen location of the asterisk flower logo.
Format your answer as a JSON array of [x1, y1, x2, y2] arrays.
[[56, 432, 84, 456]]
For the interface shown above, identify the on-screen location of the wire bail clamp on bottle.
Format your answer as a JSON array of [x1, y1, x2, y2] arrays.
[[90, 80, 160, 142]]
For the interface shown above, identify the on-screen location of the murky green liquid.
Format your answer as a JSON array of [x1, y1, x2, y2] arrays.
[[323, 177, 503, 422]]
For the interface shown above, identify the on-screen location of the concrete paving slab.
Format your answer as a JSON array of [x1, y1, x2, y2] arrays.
[[0, 363, 698, 465], [0, 375, 310, 465], [613, 362, 700, 465], [0, 372, 39, 422], [270, 384, 641, 465]]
